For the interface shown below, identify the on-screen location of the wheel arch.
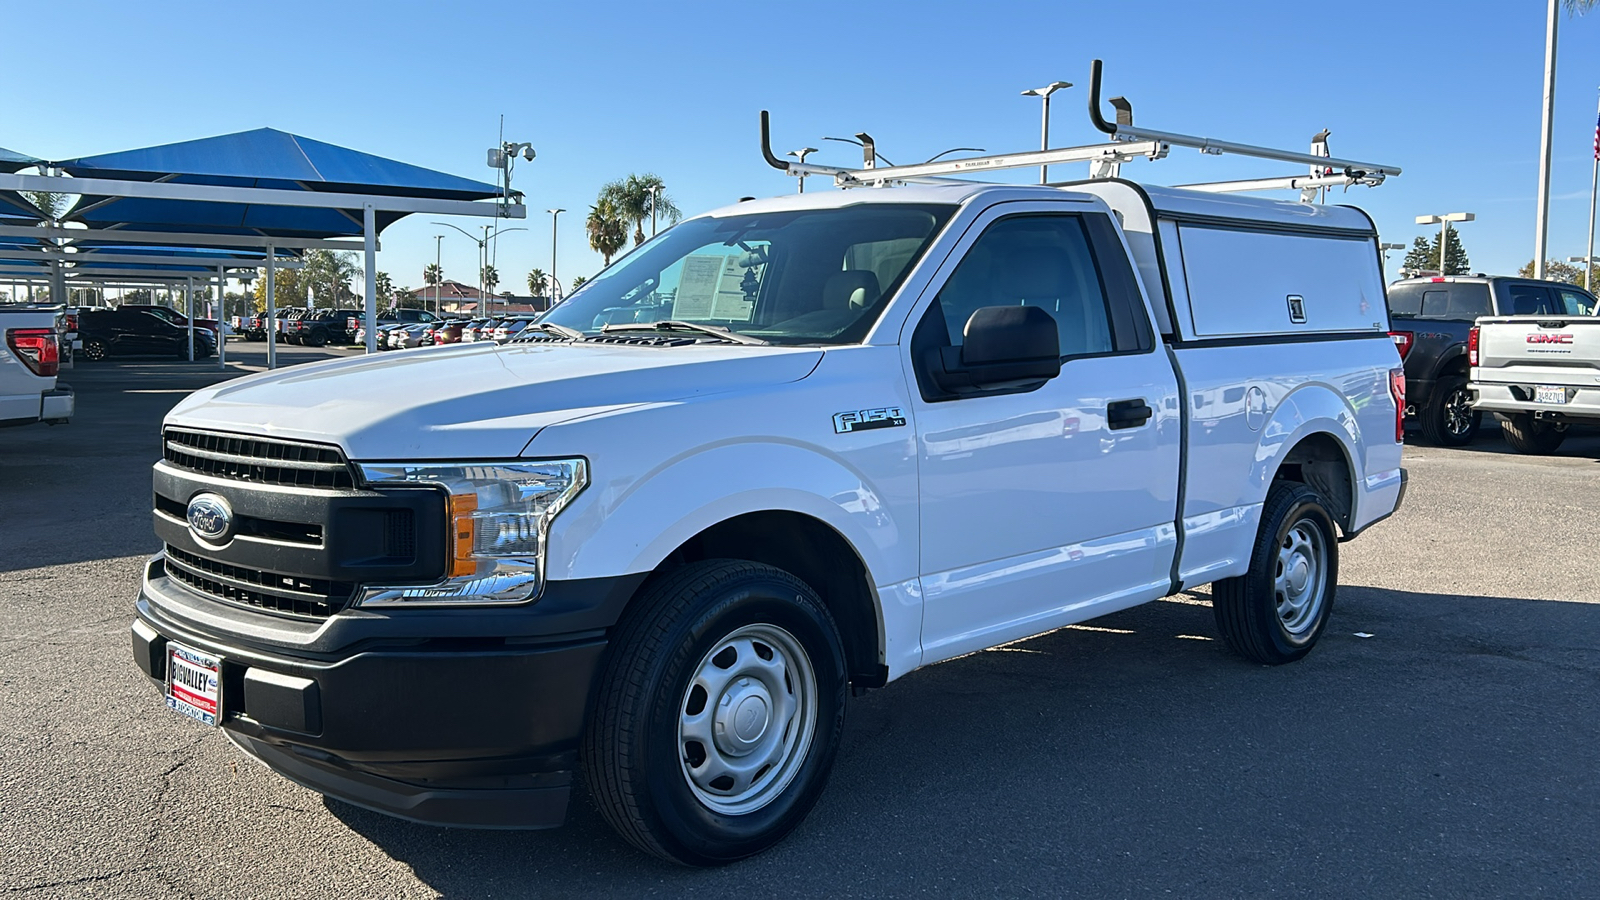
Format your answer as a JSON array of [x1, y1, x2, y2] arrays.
[[1254, 384, 1364, 534]]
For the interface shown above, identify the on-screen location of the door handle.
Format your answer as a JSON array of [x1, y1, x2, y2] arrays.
[[1107, 399, 1153, 430]]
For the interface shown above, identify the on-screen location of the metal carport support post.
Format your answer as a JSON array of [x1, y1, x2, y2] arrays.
[[266, 244, 277, 370], [363, 203, 376, 354], [217, 264, 227, 370], [185, 277, 195, 362]]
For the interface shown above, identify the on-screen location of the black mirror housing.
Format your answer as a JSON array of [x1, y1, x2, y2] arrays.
[[928, 305, 1062, 395]]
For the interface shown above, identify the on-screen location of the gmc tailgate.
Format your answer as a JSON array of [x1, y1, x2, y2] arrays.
[[1471, 315, 1600, 416]]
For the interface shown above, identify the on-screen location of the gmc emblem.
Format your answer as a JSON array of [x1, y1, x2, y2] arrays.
[[1527, 333, 1574, 344]]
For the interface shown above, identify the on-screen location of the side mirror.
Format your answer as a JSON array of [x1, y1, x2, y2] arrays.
[[929, 305, 1062, 394]]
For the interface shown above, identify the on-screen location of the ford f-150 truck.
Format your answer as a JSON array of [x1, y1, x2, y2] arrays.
[[129, 178, 1406, 864], [1469, 291, 1600, 453], [0, 305, 72, 427]]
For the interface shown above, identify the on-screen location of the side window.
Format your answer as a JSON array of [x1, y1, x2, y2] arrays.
[[1558, 289, 1596, 316], [1506, 284, 1556, 316], [932, 215, 1113, 358]]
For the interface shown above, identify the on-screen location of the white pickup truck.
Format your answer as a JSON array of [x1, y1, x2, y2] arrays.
[[1470, 289, 1600, 453], [129, 179, 1406, 863], [0, 305, 72, 428]]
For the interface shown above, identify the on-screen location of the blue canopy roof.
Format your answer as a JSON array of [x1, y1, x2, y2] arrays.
[[0, 146, 40, 174], [51, 128, 505, 239]]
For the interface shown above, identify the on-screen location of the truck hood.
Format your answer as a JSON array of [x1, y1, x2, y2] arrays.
[[166, 342, 824, 460]]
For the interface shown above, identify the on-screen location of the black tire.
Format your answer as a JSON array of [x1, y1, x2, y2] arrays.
[[306, 328, 327, 347], [1419, 376, 1479, 446], [582, 559, 848, 866], [1212, 481, 1339, 665], [1500, 412, 1566, 455], [82, 339, 108, 361]]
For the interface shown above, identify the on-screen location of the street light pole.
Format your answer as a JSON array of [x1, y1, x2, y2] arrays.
[[1379, 241, 1405, 277], [548, 208, 564, 304], [1416, 213, 1475, 276], [1021, 80, 1072, 184], [786, 147, 819, 193], [1587, 87, 1600, 291], [1535, 0, 1559, 279], [432, 234, 443, 315]]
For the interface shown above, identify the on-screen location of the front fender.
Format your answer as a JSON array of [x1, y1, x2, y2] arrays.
[[544, 441, 909, 587]]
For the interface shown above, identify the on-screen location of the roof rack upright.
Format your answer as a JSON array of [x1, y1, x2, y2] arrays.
[[760, 59, 1400, 201]]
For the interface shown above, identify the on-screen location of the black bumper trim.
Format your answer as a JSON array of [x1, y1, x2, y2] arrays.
[[229, 732, 571, 829]]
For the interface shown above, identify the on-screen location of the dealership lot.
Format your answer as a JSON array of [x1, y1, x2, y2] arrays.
[[3, 350, 1599, 898]]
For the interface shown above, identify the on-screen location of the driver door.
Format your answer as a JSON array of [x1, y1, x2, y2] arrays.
[[906, 201, 1181, 664]]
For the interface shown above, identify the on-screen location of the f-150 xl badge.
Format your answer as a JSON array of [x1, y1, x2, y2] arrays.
[[833, 407, 906, 434]]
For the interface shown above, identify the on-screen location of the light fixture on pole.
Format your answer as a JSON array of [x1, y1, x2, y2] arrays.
[[1568, 255, 1599, 288], [786, 147, 819, 193], [1415, 213, 1475, 276], [548, 208, 565, 304], [1379, 241, 1405, 272], [1021, 80, 1073, 184]]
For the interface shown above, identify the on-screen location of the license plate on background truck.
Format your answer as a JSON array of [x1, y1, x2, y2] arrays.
[[166, 643, 221, 726], [1535, 385, 1568, 405]]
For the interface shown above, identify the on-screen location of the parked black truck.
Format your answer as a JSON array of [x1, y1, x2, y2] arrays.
[[1387, 275, 1599, 445]]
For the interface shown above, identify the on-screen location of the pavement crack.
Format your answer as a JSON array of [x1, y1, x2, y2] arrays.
[[5, 865, 157, 894]]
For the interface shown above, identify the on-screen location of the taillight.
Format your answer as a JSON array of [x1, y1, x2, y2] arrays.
[[6, 328, 60, 377], [1390, 330, 1413, 360], [1468, 326, 1480, 367], [1389, 368, 1406, 442], [65, 313, 78, 333]]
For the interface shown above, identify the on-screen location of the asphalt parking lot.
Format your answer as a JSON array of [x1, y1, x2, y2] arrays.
[[3, 346, 1598, 898]]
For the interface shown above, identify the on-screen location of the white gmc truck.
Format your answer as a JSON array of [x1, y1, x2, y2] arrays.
[[129, 84, 1407, 862], [1470, 290, 1600, 453], [0, 305, 73, 428]]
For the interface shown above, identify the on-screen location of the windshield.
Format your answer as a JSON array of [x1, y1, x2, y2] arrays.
[[539, 203, 955, 345]]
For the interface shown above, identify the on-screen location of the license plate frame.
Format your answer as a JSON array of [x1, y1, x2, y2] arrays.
[[1535, 385, 1568, 405], [166, 641, 222, 726]]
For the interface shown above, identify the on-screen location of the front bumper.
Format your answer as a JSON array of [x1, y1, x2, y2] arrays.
[[132, 565, 644, 828]]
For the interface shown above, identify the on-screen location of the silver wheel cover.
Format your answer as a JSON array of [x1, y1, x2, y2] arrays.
[[1274, 517, 1328, 642], [677, 623, 818, 816]]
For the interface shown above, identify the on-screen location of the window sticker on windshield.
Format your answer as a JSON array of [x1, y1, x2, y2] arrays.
[[710, 255, 760, 322], [673, 256, 723, 319]]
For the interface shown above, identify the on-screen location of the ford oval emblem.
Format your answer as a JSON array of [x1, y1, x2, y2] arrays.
[[186, 493, 233, 543]]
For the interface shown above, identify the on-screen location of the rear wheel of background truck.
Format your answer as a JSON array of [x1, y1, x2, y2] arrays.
[[1212, 481, 1338, 665], [1419, 376, 1479, 446], [582, 559, 848, 866], [82, 339, 107, 361], [1499, 412, 1567, 455]]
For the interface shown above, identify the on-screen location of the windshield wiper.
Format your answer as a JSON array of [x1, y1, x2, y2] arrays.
[[600, 320, 768, 345], [533, 321, 586, 340]]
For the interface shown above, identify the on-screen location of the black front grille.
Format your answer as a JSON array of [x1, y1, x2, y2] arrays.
[[163, 427, 355, 490], [164, 545, 356, 619]]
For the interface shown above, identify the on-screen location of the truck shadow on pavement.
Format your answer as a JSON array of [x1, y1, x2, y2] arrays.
[[322, 584, 1600, 898]]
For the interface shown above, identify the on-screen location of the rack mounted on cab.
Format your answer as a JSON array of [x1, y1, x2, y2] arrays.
[[760, 59, 1400, 203]]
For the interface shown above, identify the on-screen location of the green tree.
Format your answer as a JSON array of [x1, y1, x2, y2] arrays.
[[586, 196, 628, 266], [1401, 231, 1470, 276], [481, 264, 499, 293], [395, 286, 424, 308], [252, 266, 307, 312], [570, 275, 588, 291], [299, 250, 359, 306], [22, 191, 70, 221], [1518, 259, 1595, 285], [603, 174, 681, 246], [424, 263, 442, 287], [527, 268, 547, 297], [375, 271, 394, 303]]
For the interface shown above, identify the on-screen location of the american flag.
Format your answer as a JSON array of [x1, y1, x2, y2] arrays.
[[1594, 112, 1600, 160]]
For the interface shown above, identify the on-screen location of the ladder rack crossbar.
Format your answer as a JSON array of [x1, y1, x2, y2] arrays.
[[1178, 172, 1387, 194], [1107, 125, 1400, 176], [824, 141, 1167, 186]]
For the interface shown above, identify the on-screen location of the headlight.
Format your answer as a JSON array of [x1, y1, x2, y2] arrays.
[[356, 459, 587, 606]]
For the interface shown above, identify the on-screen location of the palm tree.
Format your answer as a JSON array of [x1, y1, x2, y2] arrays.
[[481, 265, 499, 293], [570, 275, 588, 291], [604, 174, 681, 246], [527, 268, 548, 297], [423, 263, 442, 287], [587, 197, 628, 266]]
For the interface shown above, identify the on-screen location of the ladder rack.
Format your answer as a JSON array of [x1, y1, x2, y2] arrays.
[[759, 59, 1400, 199]]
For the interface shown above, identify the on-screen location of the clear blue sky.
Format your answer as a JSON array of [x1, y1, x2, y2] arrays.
[[6, 0, 1600, 291]]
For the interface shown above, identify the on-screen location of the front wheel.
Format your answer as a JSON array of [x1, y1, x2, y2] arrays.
[[1419, 376, 1479, 446], [582, 560, 847, 866], [1212, 482, 1339, 665], [1500, 412, 1566, 455]]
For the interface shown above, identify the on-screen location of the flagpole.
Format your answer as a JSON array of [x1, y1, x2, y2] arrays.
[[1588, 87, 1600, 292]]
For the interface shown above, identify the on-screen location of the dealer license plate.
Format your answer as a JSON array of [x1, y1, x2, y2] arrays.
[[1535, 385, 1568, 405], [166, 642, 221, 726]]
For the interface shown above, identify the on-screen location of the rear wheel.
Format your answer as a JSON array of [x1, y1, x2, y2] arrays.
[[82, 339, 107, 361], [1500, 412, 1566, 455], [1419, 376, 1479, 446], [306, 328, 327, 347], [1212, 481, 1338, 665], [582, 560, 847, 866]]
